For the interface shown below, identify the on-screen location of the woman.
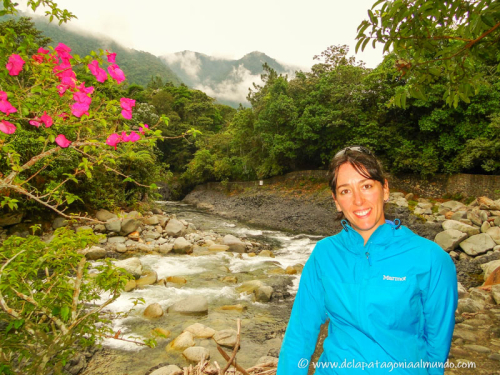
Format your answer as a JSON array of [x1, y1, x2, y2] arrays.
[[277, 146, 458, 374]]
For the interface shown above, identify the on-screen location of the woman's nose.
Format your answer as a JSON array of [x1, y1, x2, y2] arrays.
[[352, 189, 364, 206]]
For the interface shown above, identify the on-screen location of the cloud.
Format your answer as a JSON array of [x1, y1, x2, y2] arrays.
[[163, 51, 201, 80]]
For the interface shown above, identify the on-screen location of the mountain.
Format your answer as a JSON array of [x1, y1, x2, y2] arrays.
[[161, 51, 297, 107], [1, 14, 182, 87]]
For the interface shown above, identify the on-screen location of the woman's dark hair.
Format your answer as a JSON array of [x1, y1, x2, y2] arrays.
[[327, 146, 387, 197]]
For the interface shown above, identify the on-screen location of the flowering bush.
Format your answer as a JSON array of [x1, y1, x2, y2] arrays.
[[0, 21, 169, 219]]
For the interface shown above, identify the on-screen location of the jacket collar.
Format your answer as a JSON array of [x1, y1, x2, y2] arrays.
[[339, 220, 404, 253]]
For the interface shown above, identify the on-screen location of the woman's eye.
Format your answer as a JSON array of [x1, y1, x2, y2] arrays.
[[363, 184, 372, 190], [340, 189, 349, 195]]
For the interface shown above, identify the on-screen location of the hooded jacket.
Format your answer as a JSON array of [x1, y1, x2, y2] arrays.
[[277, 221, 458, 374]]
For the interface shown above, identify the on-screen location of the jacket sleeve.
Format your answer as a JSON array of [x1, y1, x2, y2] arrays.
[[422, 245, 458, 375], [277, 244, 327, 375]]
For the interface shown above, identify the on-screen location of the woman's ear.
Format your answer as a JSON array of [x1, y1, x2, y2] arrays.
[[332, 192, 342, 212], [383, 179, 390, 202]]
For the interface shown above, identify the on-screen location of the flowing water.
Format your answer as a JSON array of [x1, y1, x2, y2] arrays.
[[85, 202, 324, 374]]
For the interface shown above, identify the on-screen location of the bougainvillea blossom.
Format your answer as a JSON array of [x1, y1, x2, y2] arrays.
[[29, 118, 41, 127], [106, 51, 117, 63], [71, 102, 90, 118], [121, 131, 140, 142], [0, 120, 16, 134], [88, 60, 108, 83], [38, 47, 50, 54], [57, 112, 70, 120], [77, 83, 94, 95], [32, 54, 44, 64], [106, 133, 121, 149], [120, 97, 135, 119], [0, 91, 17, 115], [73, 92, 92, 106], [6, 54, 25, 76], [55, 134, 72, 148], [139, 124, 149, 134], [108, 64, 126, 84], [54, 43, 72, 62], [40, 112, 53, 128], [57, 84, 70, 97]]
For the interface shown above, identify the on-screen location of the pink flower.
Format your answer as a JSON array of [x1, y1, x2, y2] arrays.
[[32, 54, 44, 64], [38, 47, 50, 54], [106, 133, 121, 150], [0, 120, 16, 134], [77, 82, 94, 95], [88, 60, 108, 83], [57, 84, 70, 97], [71, 102, 90, 118], [121, 109, 132, 119], [6, 54, 25, 76], [41, 112, 53, 128], [54, 62, 76, 87], [120, 97, 135, 119], [108, 64, 125, 83], [139, 124, 149, 134], [54, 43, 72, 62], [55, 134, 72, 148], [57, 112, 69, 120], [29, 118, 42, 127], [0, 91, 17, 115], [126, 131, 140, 142], [106, 51, 117, 63], [73, 92, 92, 106]]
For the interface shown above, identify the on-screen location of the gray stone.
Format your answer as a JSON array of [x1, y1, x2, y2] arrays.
[[481, 260, 500, 280], [442, 220, 479, 236], [78, 246, 106, 260], [120, 218, 140, 236], [105, 218, 121, 233], [457, 298, 484, 314], [405, 193, 414, 201], [449, 251, 459, 259], [480, 210, 490, 223], [143, 302, 163, 318], [107, 236, 127, 244], [165, 218, 185, 237], [452, 328, 477, 342], [255, 285, 274, 302], [459, 233, 496, 256], [495, 217, 500, 226], [53, 216, 68, 229], [478, 197, 500, 210], [451, 211, 467, 221], [152, 208, 163, 215], [223, 234, 246, 253], [182, 346, 210, 362], [157, 215, 168, 227], [76, 225, 92, 233], [488, 353, 500, 362], [213, 329, 237, 348], [441, 201, 466, 212], [486, 227, 500, 245], [457, 282, 468, 299], [481, 221, 491, 233], [168, 296, 208, 315], [150, 365, 182, 375], [184, 323, 215, 338], [467, 210, 482, 226], [258, 356, 279, 366], [434, 229, 468, 252], [143, 230, 161, 241], [469, 288, 494, 304], [414, 206, 432, 215], [95, 209, 117, 222], [136, 270, 158, 287], [390, 192, 405, 199], [124, 211, 141, 219], [463, 344, 491, 353], [144, 215, 159, 225], [173, 237, 193, 254], [115, 243, 127, 253], [93, 224, 106, 233], [159, 243, 173, 254], [169, 332, 195, 350], [492, 285, 500, 305], [114, 257, 142, 277]]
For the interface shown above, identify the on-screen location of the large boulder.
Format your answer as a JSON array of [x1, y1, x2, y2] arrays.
[[114, 257, 142, 277], [459, 233, 496, 256], [120, 218, 141, 236], [95, 209, 117, 222], [165, 218, 185, 237], [223, 234, 246, 253], [183, 347, 210, 362], [173, 237, 193, 254], [168, 296, 208, 315], [442, 220, 479, 237], [143, 303, 163, 318], [78, 246, 106, 260], [434, 229, 468, 252], [105, 218, 121, 233]]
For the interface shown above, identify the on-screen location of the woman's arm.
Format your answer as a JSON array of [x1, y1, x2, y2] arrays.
[[277, 245, 328, 375]]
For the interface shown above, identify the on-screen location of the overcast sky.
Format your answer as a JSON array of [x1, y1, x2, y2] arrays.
[[21, 0, 385, 69]]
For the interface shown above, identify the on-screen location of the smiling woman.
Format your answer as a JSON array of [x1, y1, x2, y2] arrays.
[[277, 146, 458, 375]]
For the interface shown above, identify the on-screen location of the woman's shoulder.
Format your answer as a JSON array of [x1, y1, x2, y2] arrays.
[[397, 225, 453, 263]]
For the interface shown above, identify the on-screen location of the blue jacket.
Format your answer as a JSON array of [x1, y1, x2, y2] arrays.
[[277, 221, 458, 374]]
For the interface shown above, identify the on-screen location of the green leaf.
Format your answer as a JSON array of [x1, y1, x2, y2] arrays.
[[150, 183, 158, 190], [60, 306, 70, 321], [481, 14, 495, 28]]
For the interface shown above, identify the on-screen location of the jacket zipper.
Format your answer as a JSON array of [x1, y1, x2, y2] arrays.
[[365, 251, 372, 266]]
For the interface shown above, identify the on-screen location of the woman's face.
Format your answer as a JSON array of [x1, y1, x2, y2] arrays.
[[332, 162, 389, 243]]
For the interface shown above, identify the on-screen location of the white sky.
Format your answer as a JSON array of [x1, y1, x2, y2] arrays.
[[21, 0, 385, 69]]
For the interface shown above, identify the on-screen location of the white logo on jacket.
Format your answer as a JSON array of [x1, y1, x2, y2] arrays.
[[383, 275, 406, 281]]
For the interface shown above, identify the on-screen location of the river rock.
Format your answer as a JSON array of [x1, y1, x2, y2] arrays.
[[184, 323, 215, 338], [285, 266, 297, 275], [143, 230, 161, 241], [114, 257, 142, 277], [450, 211, 467, 221], [469, 288, 494, 304], [255, 285, 274, 302], [457, 298, 484, 314], [150, 365, 182, 375], [168, 331, 195, 350], [183, 346, 210, 362], [167, 276, 187, 284], [105, 218, 121, 233], [165, 218, 185, 237], [96, 209, 117, 222], [486, 227, 500, 245], [258, 356, 279, 366], [144, 215, 159, 225], [453, 328, 477, 342], [120, 218, 140, 236], [158, 243, 173, 255], [459, 233, 496, 256], [442, 220, 479, 236], [108, 236, 127, 244], [484, 266, 500, 286], [492, 285, 500, 304], [136, 270, 158, 287], [441, 201, 466, 212], [478, 197, 500, 210], [168, 296, 208, 315], [258, 250, 274, 258], [208, 244, 229, 252], [467, 210, 482, 226], [223, 234, 246, 253], [434, 229, 468, 252], [93, 224, 106, 233], [0, 212, 23, 227], [124, 279, 136, 292], [173, 237, 193, 254], [481, 221, 491, 233], [125, 211, 141, 219], [157, 215, 168, 228], [222, 276, 237, 283], [128, 231, 140, 241], [152, 328, 171, 338], [213, 329, 238, 348], [78, 246, 106, 260], [236, 280, 264, 294], [481, 260, 500, 280], [464, 344, 491, 354], [457, 282, 467, 298], [220, 304, 246, 312], [143, 303, 163, 318]]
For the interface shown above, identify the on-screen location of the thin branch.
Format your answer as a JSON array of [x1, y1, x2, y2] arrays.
[[71, 257, 86, 321], [222, 319, 242, 374], [0, 250, 25, 319]]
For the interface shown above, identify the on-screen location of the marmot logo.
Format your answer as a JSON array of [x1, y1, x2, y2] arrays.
[[383, 275, 406, 281]]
